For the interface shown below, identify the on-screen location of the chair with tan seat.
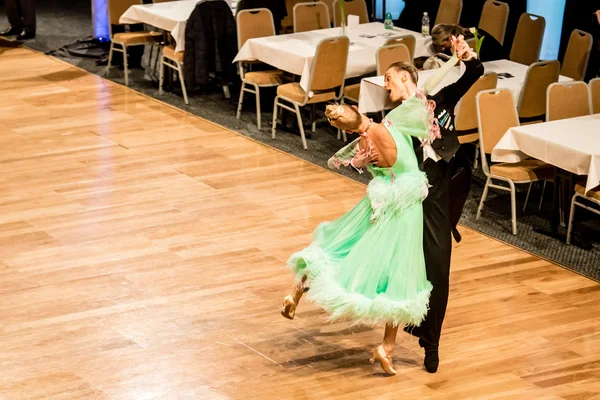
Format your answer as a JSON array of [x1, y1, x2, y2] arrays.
[[517, 60, 560, 122], [281, 0, 308, 33], [106, 0, 164, 86], [159, 46, 188, 104], [236, 9, 285, 130], [478, 0, 509, 45], [476, 88, 554, 235], [590, 78, 600, 114], [321, 0, 335, 25], [384, 34, 416, 63], [435, 0, 463, 26], [561, 29, 593, 81], [566, 180, 600, 245], [294, 2, 330, 33], [272, 36, 350, 149], [333, 0, 368, 27], [455, 72, 498, 169], [510, 13, 545, 66], [342, 43, 411, 120], [546, 81, 592, 122]]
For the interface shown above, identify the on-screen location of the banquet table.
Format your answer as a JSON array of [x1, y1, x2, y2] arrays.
[[358, 59, 573, 113], [492, 114, 600, 195], [233, 23, 434, 91], [120, 0, 234, 53]]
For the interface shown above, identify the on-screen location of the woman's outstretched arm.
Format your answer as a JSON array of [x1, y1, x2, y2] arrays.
[[421, 51, 460, 95]]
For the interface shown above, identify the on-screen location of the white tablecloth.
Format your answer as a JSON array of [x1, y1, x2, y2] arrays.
[[120, 0, 234, 53], [358, 59, 573, 113], [233, 23, 433, 91], [492, 114, 600, 194]]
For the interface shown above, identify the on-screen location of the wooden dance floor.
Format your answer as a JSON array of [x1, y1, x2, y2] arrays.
[[2, 43, 600, 399]]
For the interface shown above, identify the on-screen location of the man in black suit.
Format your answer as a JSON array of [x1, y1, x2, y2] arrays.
[[383, 36, 483, 373], [1, 0, 35, 40]]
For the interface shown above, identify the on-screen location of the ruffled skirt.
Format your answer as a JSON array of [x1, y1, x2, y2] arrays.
[[288, 171, 432, 327]]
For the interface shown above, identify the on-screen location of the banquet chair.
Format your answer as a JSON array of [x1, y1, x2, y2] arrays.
[[510, 13, 545, 66], [281, 0, 308, 33], [384, 34, 416, 64], [321, 0, 335, 25], [455, 72, 498, 170], [272, 36, 350, 149], [517, 60, 560, 123], [561, 29, 593, 81], [333, 0, 368, 27], [105, 0, 164, 86], [478, 0, 509, 45], [546, 81, 592, 122], [435, 0, 462, 26], [476, 88, 554, 235], [341, 43, 411, 140], [236, 8, 285, 130], [294, 2, 330, 33], [159, 46, 188, 104], [566, 180, 600, 245], [590, 78, 600, 114]]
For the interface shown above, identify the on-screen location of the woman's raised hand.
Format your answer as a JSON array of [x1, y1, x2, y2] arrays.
[[353, 149, 380, 169]]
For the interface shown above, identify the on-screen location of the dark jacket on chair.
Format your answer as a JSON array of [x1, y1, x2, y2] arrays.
[[184, 0, 237, 90]]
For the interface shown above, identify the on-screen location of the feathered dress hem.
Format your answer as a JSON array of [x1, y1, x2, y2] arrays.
[[288, 242, 432, 328]]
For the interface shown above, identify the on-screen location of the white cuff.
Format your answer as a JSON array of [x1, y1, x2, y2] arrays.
[[350, 158, 364, 174]]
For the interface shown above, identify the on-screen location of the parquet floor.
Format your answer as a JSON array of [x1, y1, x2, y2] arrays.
[[2, 42, 600, 400]]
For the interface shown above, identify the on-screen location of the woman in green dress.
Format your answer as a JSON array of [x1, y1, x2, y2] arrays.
[[281, 45, 463, 375]]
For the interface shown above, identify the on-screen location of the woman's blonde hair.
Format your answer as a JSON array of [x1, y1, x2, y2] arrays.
[[325, 104, 363, 132]]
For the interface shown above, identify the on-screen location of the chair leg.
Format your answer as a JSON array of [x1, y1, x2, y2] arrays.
[[222, 85, 231, 99], [476, 177, 490, 220], [153, 46, 161, 77], [473, 142, 479, 170], [177, 62, 189, 105], [294, 103, 307, 149], [123, 45, 129, 86], [148, 45, 154, 72], [538, 180, 547, 210], [271, 97, 279, 139], [236, 82, 246, 120], [158, 56, 165, 96], [509, 180, 517, 235], [254, 84, 261, 130], [523, 182, 533, 212], [311, 103, 317, 132], [342, 130, 347, 142], [105, 43, 114, 77], [566, 194, 578, 245]]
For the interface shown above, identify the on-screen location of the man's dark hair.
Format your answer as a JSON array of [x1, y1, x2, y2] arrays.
[[387, 62, 419, 84]]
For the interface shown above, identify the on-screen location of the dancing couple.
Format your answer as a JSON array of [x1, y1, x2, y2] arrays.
[[280, 35, 483, 375]]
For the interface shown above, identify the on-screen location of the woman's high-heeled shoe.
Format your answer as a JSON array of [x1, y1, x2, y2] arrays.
[[281, 295, 296, 320], [370, 345, 397, 375]]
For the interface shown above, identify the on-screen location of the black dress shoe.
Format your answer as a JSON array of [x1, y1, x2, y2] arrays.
[[1, 26, 22, 36], [419, 338, 439, 373], [16, 31, 36, 41], [452, 226, 462, 243]]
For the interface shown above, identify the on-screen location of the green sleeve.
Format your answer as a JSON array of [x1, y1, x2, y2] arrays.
[[327, 138, 361, 169]]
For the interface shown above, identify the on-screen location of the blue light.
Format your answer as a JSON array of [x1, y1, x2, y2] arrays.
[[92, 0, 110, 40], [527, 0, 566, 60], [376, 0, 405, 20]]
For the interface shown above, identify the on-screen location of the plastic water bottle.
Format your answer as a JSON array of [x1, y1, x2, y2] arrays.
[[421, 12, 430, 36], [384, 12, 393, 30]]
